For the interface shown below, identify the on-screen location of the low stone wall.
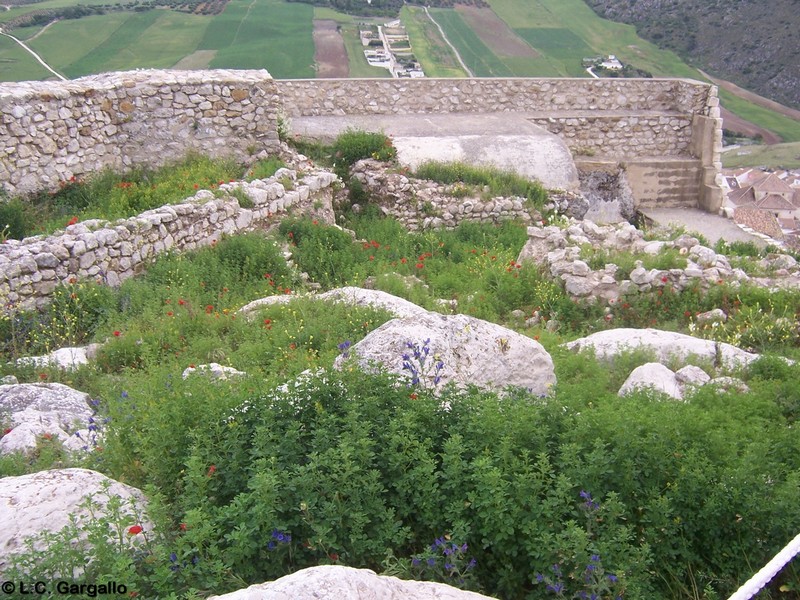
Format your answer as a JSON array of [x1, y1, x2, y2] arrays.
[[349, 160, 539, 230], [276, 78, 711, 117], [0, 70, 280, 196], [0, 168, 337, 311]]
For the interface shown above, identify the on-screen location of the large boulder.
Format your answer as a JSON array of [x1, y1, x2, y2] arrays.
[[0, 469, 149, 570], [0, 383, 95, 454], [209, 565, 496, 600], [618, 363, 683, 400], [564, 328, 759, 369], [15, 344, 103, 371], [238, 287, 427, 320], [334, 311, 555, 396]]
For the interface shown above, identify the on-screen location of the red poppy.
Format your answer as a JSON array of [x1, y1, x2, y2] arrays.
[[69, 277, 77, 284], [66, 216, 79, 226], [264, 318, 271, 325], [207, 465, 217, 477], [369, 255, 375, 261], [178, 299, 186, 306], [329, 553, 339, 561], [205, 305, 214, 314], [38, 373, 47, 380], [400, 257, 407, 264], [179, 523, 188, 531], [3, 428, 12, 435], [415, 263, 424, 269], [128, 525, 143, 535], [409, 393, 418, 400], [113, 331, 121, 337], [166, 311, 174, 317]]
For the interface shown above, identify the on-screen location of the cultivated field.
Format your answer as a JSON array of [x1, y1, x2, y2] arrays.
[[722, 142, 800, 170], [0, 0, 797, 143]]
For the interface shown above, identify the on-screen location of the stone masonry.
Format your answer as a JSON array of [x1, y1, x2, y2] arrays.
[[1, 72, 722, 209], [0, 167, 337, 311], [0, 70, 281, 196]]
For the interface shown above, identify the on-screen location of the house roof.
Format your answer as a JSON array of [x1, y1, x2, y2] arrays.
[[727, 186, 755, 206], [752, 172, 794, 194], [756, 193, 796, 210], [778, 217, 799, 230]]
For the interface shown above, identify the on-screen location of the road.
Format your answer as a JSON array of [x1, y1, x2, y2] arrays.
[[0, 28, 66, 80], [424, 7, 473, 78]]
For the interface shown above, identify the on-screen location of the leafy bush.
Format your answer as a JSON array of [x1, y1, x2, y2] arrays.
[[331, 129, 396, 179]]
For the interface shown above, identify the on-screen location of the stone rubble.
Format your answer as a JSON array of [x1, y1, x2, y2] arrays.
[[517, 220, 800, 304]]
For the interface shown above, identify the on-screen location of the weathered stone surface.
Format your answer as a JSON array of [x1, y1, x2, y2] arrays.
[[182, 363, 247, 380], [618, 363, 683, 400], [0, 383, 93, 454], [0, 469, 148, 569], [675, 365, 711, 386], [16, 344, 102, 371], [564, 328, 759, 369], [334, 311, 556, 396], [208, 565, 497, 600]]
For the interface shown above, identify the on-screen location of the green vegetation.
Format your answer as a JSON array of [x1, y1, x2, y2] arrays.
[[0, 154, 284, 240], [428, 8, 513, 77], [3, 188, 800, 597], [401, 6, 467, 78], [722, 142, 800, 170], [0, 34, 53, 81], [716, 89, 800, 143], [203, 0, 315, 77], [414, 160, 547, 209]]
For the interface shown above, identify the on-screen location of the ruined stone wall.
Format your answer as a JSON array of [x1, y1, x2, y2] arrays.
[[0, 70, 280, 196], [0, 168, 337, 311]]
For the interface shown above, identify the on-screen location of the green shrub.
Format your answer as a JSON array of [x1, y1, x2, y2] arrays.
[[0, 197, 39, 240], [279, 218, 361, 287], [332, 129, 396, 179]]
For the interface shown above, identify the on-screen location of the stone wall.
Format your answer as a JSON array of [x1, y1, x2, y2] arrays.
[[0, 168, 337, 311], [349, 159, 540, 230], [0, 70, 280, 196]]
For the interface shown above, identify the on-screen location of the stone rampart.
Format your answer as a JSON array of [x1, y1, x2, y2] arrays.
[[0, 71, 722, 208], [0, 70, 280, 196], [0, 168, 337, 311]]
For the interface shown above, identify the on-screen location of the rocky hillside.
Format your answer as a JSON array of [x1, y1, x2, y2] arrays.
[[583, 0, 800, 110]]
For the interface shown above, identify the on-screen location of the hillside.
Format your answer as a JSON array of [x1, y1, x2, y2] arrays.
[[582, 0, 800, 111]]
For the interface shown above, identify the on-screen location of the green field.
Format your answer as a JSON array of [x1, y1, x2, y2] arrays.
[[427, 8, 514, 77], [201, 0, 315, 78], [401, 6, 466, 78], [0, 34, 53, 80], [722, 142, 800, 169], [28, 11, 212, 77]]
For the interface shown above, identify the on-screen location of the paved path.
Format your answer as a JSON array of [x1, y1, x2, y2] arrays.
[[640, 207, 766, 247]]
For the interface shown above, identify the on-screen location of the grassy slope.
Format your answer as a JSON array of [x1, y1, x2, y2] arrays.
[[203, 0, 315, 78], [401, 6, 466, 78], [722, 142, 800, 170], [0, 34, 53, 81], [29, 11, 210, 77]]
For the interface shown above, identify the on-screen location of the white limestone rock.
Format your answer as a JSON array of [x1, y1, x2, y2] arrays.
[[208, 565, 497, 600], [0, 469, 149, 570], [564, 328, 759, 369], [182, 363, 247, 381], [334, 311, 556, 396], [618, 363, 683, 400], [0, 383, 94, 454], [238, 287, 426, 320], [15, 344, 102, 371], [675, 365, 711, 386]]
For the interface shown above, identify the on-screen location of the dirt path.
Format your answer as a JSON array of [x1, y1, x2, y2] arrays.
[[424, 7, 473, 77], [698, 69, 800, 144]]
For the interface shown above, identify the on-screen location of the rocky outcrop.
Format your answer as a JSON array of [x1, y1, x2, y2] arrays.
[[0, 469, 149, 570], [239, 286, 428, 320], [0, 383, 95, 454], [208, 565, 497, 600], [334, 310, 556, 397], [565, 328, 759, 370], [15, 344, 102, 371]]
